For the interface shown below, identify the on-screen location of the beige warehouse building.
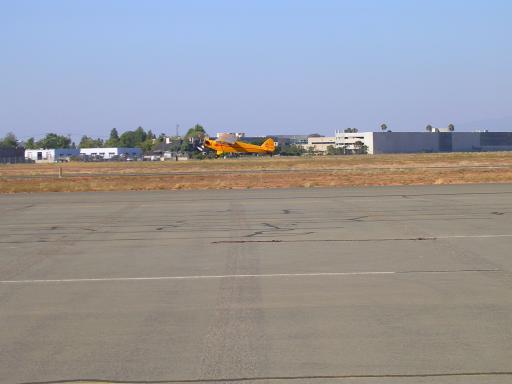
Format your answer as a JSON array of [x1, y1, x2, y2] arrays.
[[303, 136, 336, 153]]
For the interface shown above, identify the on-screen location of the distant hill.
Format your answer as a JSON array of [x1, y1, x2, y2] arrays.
[[457, 116, 512, 132]]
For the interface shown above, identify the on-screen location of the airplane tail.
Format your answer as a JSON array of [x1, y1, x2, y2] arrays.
[[260, 138, 275, 152]]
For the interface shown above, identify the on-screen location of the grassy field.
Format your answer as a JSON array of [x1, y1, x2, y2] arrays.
[[1, 152, 512, 193]]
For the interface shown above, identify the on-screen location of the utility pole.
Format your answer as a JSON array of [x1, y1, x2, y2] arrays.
[[175, 124, 181, 161]]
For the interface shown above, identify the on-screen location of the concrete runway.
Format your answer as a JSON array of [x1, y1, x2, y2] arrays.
[[1, 184, 512, 384]]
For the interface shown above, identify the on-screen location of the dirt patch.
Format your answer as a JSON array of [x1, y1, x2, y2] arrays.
[[2, 153, 512, 193]]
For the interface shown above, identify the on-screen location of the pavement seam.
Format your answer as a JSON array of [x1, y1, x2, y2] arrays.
[[0, 269, 502, 284], [17, 370, 512, 383]]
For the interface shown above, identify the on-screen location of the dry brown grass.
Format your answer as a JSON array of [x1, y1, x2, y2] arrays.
[[2, 152, 512, 193]]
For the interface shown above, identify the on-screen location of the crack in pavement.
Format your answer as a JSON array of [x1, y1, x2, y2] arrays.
[[18, 370, 512, 383], [244, 222, 316, 238], [213, 236, 436, 244]]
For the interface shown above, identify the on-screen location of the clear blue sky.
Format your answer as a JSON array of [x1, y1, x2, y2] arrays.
[[1, 0, 511, 140]]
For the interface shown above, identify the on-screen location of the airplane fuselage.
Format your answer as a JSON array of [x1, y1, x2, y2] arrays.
[[204, 138, 275, 156]]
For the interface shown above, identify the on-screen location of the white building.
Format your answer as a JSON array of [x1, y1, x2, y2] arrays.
[[79, 147, 142, 159], [216, 132, 245, 139], [25, 148, 80, 163], [334, 131, 512, 154], [303, 136, 336, 153], [335, 131, 374, 153]]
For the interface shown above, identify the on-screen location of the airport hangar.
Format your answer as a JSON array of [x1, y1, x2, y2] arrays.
[[335, 130, 512, 154], [25, 147, 142, 162]]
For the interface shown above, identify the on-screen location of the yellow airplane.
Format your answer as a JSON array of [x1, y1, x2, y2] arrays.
[[203, 136, 276, 156]]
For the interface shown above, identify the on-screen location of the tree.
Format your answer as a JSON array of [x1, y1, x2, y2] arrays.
[[180, 124, 208, 154], [0, 132, 18, 149], [24, 137, 36, 149], [278, 144, 304, 156], [426, 124, 433, 132], [353, 140, 368, 154], [139, 129, 157, 152], [110, 128, 120, 141], [35, 133, 71, 149], [140, 137, 155, 152], [185, 124, 207, 139], [380, 123, 388, 132], [134, 126, 147, 144], [448, 123, 455, 131], [119, 131, 137, 147], [105, 128, 120, 147], [79, 135, 104, 148], [344, 128, 358, 133], [326, 145, 345, 155], [116, 127, 156, 150], [180, 139, 191, 153]]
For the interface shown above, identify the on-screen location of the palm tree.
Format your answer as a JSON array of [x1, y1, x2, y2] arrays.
[[426, 124, 433, 132], [380, 123, 388, 132]]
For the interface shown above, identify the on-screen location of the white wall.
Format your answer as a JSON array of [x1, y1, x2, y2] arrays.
[[25, 149, 80, 162], [79, 147, 142, 159], [335, 132, 374, 153]]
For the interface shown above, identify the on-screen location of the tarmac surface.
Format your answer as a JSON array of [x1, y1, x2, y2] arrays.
[[1, 184, 512, 384]]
